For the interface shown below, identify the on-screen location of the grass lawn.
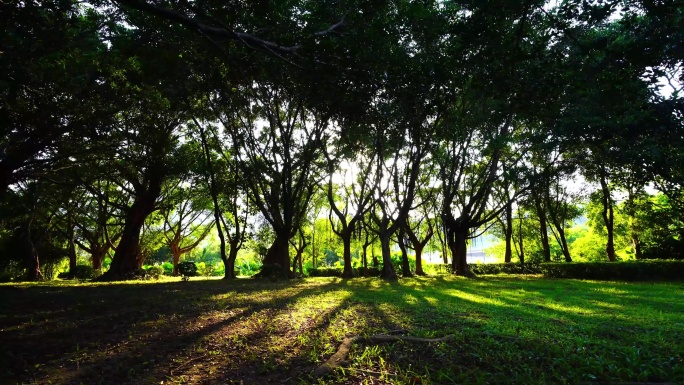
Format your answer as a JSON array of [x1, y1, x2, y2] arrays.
[[0, 276, 682, 384]]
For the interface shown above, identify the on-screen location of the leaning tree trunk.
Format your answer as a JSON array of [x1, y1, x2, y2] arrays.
[[559, 230, 572, 262], [262, 232, 291, 278], [101, 196, 156, 280]]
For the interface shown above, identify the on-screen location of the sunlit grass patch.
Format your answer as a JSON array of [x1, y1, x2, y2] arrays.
[[0, 276, 682, 384]]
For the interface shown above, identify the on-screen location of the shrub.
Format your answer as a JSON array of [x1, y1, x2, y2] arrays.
[[308, 267, 343, 277], [178, 261, 198, 277], [469, 263, 543, 275], [146, 265, 164, 280], [434, 261, 684, 281], [538, 261, 684, 281], [197, 262, 217, 278], [161, 262, 174, 276]]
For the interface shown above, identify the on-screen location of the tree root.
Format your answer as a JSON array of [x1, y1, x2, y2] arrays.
[[313, 333, 454, 378]]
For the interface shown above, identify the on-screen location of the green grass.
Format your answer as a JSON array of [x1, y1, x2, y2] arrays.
[[1, 276, 682, 384]]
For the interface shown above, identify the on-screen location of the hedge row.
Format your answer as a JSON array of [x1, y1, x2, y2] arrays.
[[467, 261, 684, 281], [308, 261, 684, 281], [308, 266, 381, 277]]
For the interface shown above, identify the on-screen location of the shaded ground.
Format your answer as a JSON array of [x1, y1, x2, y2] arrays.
[[0, 276, 683, 384]]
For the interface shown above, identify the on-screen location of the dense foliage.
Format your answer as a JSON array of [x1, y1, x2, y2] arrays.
[[0, 0, 682, 281]]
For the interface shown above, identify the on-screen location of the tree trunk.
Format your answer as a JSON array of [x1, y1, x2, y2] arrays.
[[262, 232, 291, 278], [224, 244, 238, 279], [171, 247, 181, 277], [632, 235, 642, 259], [559, 229, 572, 262], [24, 230, 42, 281], [398, 228, 412, 278], [101, 194, 156, 280], [599, 174, 616, 262], [449, 226, 471, 277], [341, 235, 353, 278], [92, 247, 106, 271], [414, 244, 425, 275], [504, 204, 513, 263], [379, 231, 397, 280], [537, 207, 551, 262]]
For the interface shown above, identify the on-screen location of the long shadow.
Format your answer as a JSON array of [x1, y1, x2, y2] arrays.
[[0, 278, 343, 384]]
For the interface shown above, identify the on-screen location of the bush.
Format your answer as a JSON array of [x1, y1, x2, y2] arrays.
[[308, 267, 343, 277], [469, 263, 543, 275], [197, 262, 218, 278], [431, 261, 684, 281], [161, 262, 174, 275], [146, 265, 164, 280], [178, 261, 198, 277], [538, 261, 684, 281]]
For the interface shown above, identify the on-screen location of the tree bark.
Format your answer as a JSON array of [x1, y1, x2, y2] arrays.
[[24, 229, 42, 281], [537, 206, 551, 262], [341, 235, 353, 278], [262, 232, 291, 278], [449, 226, 471, 277], [92, 247, 107, 271], [101, 191, 158, 280], [379, 230, 397, 280], [414, 244, 425, 275], [171, 243, 181, 276], [504, 204, 513, 263], [225, 244, 239, 279], [398, 227, 412, 278], [599, 173, 616, 262], [632, 235, 642, 259]]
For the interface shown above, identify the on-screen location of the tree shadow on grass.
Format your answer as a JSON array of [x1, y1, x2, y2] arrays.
[[0, 278, 346, 384]]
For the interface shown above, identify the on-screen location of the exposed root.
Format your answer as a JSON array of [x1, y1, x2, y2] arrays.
[[313, 333, 454, 378]]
